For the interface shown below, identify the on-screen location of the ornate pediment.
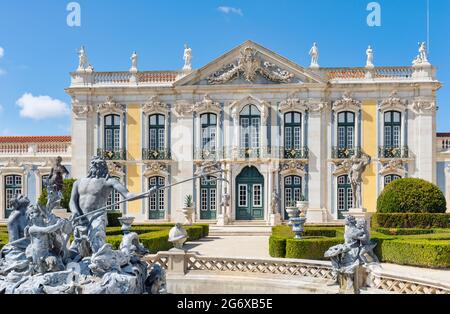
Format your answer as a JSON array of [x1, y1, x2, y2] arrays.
[[107, 161, 125, 178], [379, 90, 407, 112], [279, 160, 306, 176], [174, 100, 194, 117], [207, 47, 294, 85], [332, 92, 361, 112], [230, 95, 269, 123], [97, 96, 126, 115], [279, 95, 308, 113], [143, 96, 169, 115], [379, 159, 406, 177], [410, 98, 436, 114], [193, 95, 221, 114], [143, 161, 169, 177]]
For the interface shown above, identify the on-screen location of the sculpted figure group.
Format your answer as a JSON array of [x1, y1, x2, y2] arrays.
[[0, 156, 165, 294]]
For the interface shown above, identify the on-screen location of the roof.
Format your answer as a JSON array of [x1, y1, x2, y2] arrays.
[[437, 133, 450, 138], [0, 136, 71, 143]]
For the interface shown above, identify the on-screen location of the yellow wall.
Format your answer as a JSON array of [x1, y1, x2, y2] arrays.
[[126, 104, 142, 215], [362, 100, 377, 212]]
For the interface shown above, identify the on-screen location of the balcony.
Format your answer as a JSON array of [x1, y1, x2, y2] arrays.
[[194, 148, 224, 161], [378, 146, 409, 159], [331, 146, 361, 159], [282, 147, 309, 160], [97, 148, 127, 161], [142, 148, 171, 161]]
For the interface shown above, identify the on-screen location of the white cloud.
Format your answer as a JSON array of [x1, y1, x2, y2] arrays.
[[0, 47, 4, 58], [218, 6, 243, 16], [16, 93, 70, 120], [0, 68, 6, 76]]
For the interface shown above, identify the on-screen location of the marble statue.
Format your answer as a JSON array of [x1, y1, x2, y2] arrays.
[[183, 44, 192, 71], [77, 46, 88, 71], [47, 156, 69, 195], [130, 51, 138, 72], [419, 42, 428, 63], [7, 195, 30, 244], [366, 45, 374, 68], [69, 156, 141, 253], [271, 190, 280, 215], [348, 154, 370, 209], [324, 215, 378, 294], [309, 42, 319, 68]]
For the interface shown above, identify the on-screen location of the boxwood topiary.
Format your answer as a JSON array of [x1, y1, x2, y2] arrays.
[[377, 178, 446, 214], [269, 236, 287, 258]]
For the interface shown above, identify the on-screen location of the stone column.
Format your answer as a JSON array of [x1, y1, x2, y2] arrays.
[[401, 109, 406, 156], [71, 107, 94, 179], [306, 102, 328, 223], [269, 165, 281, 226]]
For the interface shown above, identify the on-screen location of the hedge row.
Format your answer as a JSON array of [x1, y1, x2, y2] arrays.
[[375, 228, 435, 236], [372, 213, 450, 229], [270, 226, 450, 268]]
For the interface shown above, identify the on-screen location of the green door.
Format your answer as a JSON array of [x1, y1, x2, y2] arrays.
[[200, 176, 217, 220], [149, 176, 165, 219], [236, 166, 264, 220], [337, 175, 353, 219]]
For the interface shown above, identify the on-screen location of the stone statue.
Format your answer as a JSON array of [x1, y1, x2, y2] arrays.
[[77, 46, 88, 71], [7, 195, 30, 245], [130, 51, 138, 72], [69, 156, 142, 254], [168, 223, 188, 250], [366, 45, 374, 68], [271, 190, 280, 214], [309, 42, 319, 68], [419, 42, 428, 63], [324, 215, 378, 294], [183, 44, 192, 71], [47, 156, 69, 195], [348, 154, 370, 209]]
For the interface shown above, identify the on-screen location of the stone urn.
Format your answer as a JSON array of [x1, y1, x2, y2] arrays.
[[118, 216, 135, 235], [182, 195, 194, 226], [297, 200, 309, 218], [286, 204, 300, 226], [168, 223, 188, 250]]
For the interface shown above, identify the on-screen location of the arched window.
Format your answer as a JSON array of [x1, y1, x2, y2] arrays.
[[149, 114, 165, 152], [240, 105, 260, 157], [4, 175, 22, 218], [149, 176, 165, 219], [384, 111, 401, 148], [107, 177, 122, 212], [284, 175, 302, 219], [104, 114, 121, 152], [284, 112, 302, 158], [384, 174, 401, 186], [201, 113, 217, 154], [337, 112, 355, 150], [337, 175, 353, 219], [200, 176, 217, 220]]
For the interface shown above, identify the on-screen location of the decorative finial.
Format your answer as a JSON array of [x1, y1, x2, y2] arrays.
[[365, 45, 374, 69]]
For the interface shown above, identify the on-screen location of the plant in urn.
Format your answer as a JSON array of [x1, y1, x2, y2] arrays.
[[182, 194, 194, 226], [286, 200, 300, 226]]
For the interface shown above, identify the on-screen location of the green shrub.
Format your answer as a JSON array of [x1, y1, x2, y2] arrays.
[[285, 238, 343, 260], [38, 178, 77, 211], [375, 228, 435, 236], [272, 226, 341, 238], [377, 178, 446, 214], [372, 213, 450, 229], [269, 236, 287, 258], [106, 211, 122, 227], [378, 240, 450, 268], [185, 226, 203, 241]]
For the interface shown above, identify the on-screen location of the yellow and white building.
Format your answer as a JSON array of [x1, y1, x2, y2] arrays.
[[60, 40, 442, 224]]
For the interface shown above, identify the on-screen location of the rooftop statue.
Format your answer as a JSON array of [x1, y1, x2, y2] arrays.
[[309, 42, 319, 68], [130, 51, 138, 72], [183, 44, 192, 71], [77, 46, 88, 71], [324, 215, 379, 294], [366, 45, 374, 69]]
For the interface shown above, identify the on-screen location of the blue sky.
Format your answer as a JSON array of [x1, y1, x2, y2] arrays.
[[0, 0, 449, 135]]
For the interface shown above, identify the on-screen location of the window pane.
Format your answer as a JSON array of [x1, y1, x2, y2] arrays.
[[210, 114, 217, 125], [285, 113, 292, 124], [338, 113, 345, 123], [347, 112, 354, 123], [294, 113, 301, 124], [150, 115, 157, 126], [253, 184, 262, 207], [105, 115, 112, 126], [241, 105, 250, 115], [210, 189, 216, 211], [201, 114, 208, 125], [384, 112, 391, 123], [393, 112, 401, 123], [239, 185, 247, 207]]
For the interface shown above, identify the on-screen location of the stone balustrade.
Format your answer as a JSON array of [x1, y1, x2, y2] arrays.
[[0, 142, 71, 156], [325, 66, 414, 81], [144, 251, 450, 294]]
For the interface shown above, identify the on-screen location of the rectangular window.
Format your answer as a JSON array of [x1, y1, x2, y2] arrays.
[[285, 188, 292, 207], [158, 190, 164, 210], [294, 188, 301, 202], [393, 126, 400, 148], [210, 189, 216, 211], [105, 129, 113, 150], [251, 118, 260, 148], [209, 127, 216, 150], [238, 185, 247, 207], [240, 118, 249, 148], [158, 129, 165, 150], [385, 126, 392, 147], [294, 127, 301, 149], [337, 188, 345, 211], [201, 189, 208, 211], [347, 126, 354, 148], [253, 184, 262, 207], [285, 127, 292, 149], [338, 127, 345, 148], [113, 129, 120, 151], [150, 129, 157, 150], [347, 188, 353, 209]]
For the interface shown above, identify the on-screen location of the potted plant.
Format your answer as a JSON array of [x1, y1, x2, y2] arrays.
[[296, 195, 309, 218], [182, 194, 194, 225]]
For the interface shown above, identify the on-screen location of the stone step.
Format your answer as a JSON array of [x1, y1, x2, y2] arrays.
[[209, 226, 272, 236]]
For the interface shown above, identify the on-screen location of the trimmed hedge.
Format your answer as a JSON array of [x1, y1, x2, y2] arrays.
[[269, 236, 286, 258], [286, 238, 343, 260], [375, 228, 434, 236], [106, 211, 122, 227], [372, 213, 450, 229], [377, 178, 446, 214]]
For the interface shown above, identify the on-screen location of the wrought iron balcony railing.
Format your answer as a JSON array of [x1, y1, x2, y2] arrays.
[[378, 146, 409, 159], [194, 148, 224, 161], [142, 148, 171, 160], [237, 147, 273, 159], [97, 148, 127, 161], [331, 146, 361, 159], [282, 147, 309, 159]]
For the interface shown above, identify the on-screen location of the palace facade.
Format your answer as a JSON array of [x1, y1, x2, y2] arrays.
[[1, 40, 448, 224]]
